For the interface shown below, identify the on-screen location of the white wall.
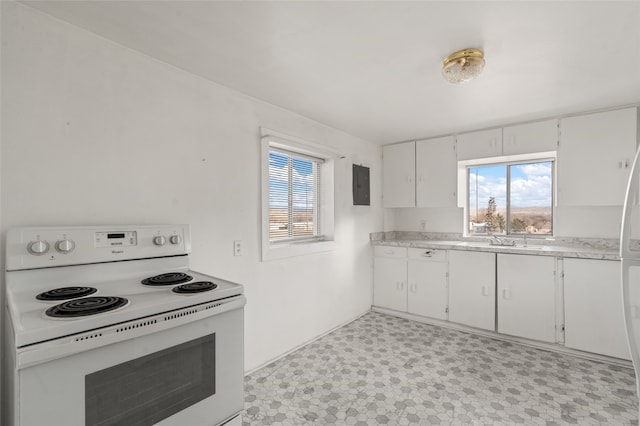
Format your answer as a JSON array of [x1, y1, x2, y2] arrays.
[[391, 207, 463, 234], [1, 2, 382, 373]]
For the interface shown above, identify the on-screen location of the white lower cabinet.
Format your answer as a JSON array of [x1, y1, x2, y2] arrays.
[[497, 254, 557, 342], [563, 258, 630, 360], [448, 250, 496, 331], [373, 246, 630, 361], [407, 248, 448, 320], [373, 247, 407, 311]]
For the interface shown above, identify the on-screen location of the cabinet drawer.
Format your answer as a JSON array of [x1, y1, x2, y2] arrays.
[[373, 246, 407, 258], [407, 247, 447, 261]]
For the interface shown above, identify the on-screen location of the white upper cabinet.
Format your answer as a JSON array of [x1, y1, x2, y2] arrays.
[[382, 141, 415, 208], [457, 119, 558, 161], [416, 136, 457, 207], [558, 107, 638, 206], [502, 119, 558, 156], [456, 128, 502, 161]]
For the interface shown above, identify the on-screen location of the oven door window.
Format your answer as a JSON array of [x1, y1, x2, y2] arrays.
[[85, 334, 215, 426]]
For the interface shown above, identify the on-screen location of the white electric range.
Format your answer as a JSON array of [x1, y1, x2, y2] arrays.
[[4, 225, 245, 426]]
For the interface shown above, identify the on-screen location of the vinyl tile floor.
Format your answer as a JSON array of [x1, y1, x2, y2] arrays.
[[242, 311, 638, 425]]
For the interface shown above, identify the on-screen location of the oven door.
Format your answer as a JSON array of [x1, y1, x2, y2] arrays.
[[12, 299, 244, 426]]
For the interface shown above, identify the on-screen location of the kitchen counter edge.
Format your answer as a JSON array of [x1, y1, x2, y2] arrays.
[[371, 240, 620, 261]]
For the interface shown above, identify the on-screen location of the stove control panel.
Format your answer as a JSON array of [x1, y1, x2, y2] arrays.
[[6, 225, 191, 271], [95, 231, 137, 248]]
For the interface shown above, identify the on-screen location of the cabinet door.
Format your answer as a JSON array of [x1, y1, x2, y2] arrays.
[[448, 250, 496, 331], [373, 257, 407, 311], [407, 257, 448, 320], [456, 128, 502, 161], [558, 107, 637, 206], [382, 141, 415, 207], [497, 254, 556, 342], [416, 136, 457, 207], [564, 259, 630, 359], [503, 119, 558, 156]]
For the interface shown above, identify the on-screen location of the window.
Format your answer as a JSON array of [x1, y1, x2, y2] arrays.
[[467, 160, 553, 236], [261, 129, 336, 261], [268, 149, 321, 242]]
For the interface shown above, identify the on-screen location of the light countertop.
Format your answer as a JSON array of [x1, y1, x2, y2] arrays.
[[371, 235, 620, 261]]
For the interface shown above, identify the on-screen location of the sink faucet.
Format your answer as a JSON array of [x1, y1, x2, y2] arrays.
[[492, 235, 504, 245]]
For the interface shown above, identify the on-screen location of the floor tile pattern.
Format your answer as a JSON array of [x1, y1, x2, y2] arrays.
[[243, 312, 638, 425]]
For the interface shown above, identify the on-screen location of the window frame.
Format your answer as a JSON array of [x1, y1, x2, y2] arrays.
[[260, 129, 336, 261], [458, 152, 556, 238], [267, 147, 323, 244]]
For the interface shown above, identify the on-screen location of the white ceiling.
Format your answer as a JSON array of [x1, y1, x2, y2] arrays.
[[20, 1, 640, 144]]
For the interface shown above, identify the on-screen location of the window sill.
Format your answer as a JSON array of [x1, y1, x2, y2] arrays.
[[261, 239, 335, 261]]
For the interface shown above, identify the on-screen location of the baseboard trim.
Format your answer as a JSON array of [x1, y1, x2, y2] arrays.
[[371, 306, 634, 369], [244, 309, 371, 376]]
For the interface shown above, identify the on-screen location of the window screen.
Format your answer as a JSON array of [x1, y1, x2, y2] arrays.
[[268, 148, 322, 242]]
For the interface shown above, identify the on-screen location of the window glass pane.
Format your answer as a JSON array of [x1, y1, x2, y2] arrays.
[[467, 160, 554, 236], [268, 152, 290, 241], [509, 162, 553, 235], [291, 157, 318, 238], [268, 150, 320, 242], [468, 165, 507, 235]]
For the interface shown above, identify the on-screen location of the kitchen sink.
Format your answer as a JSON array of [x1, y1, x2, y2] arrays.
[[455, 241, 547, 251]]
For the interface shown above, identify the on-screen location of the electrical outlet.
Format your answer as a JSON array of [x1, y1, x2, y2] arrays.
[[420, 220, 427, 231], [233, 240, 242, 256]]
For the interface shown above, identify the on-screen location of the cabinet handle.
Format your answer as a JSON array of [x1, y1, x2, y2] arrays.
[[482, 285, 490, 296], [502, 288, 511, 300], [422, 250, 433, 257], [385, 250, 394, 255]]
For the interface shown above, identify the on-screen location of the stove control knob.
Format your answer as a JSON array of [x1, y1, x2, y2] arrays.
[[27, 240, 50, 255], [153, 235, 166, 246], [55, 239, 75, 254], [170, 235, 182, 245]]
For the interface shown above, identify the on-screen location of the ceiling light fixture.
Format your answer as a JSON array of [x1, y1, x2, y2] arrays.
[[442, 48, 485, 84]]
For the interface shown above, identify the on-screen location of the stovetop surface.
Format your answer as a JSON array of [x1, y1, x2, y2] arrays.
[[5, 225, 244, 348], [6, 260, 243, 347]]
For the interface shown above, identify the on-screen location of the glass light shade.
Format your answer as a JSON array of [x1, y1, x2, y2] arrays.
[[442, 49, 485, 84]]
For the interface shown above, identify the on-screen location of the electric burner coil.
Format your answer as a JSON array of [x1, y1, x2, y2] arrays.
[[45, 296, 129, 318], [36, 286, 98, 301], [172, 281, 218, 294], [141, 272, 193, 286]]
